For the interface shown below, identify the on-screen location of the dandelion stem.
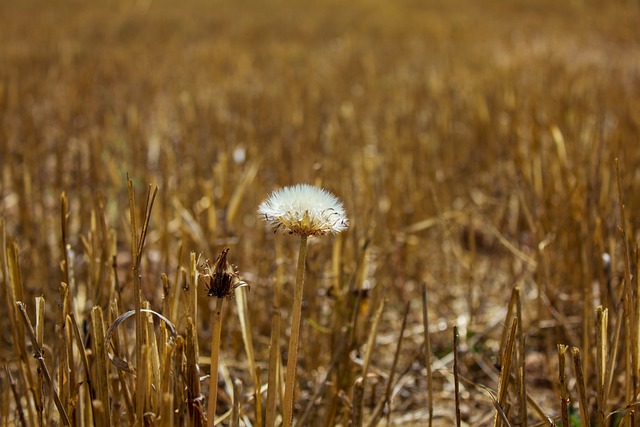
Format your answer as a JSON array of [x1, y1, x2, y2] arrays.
[[208, 297, 225, 427], [282, 234, 309, 427]]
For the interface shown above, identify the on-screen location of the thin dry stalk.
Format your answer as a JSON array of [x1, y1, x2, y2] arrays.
[[5, 238, 37, 425], [615, 158, 637, 412], [603, 282, 625, 409], [351, 377, 365, 427], [60, 193, 70, 289], [421, 283, 434, 427], [160, 393, 174, 427], [139, 345, 151, 424], [494, 317, 518, 427], [515, 287, 527, 427], [15, 301, 71, 426], [207, 297, 225, 427], [186, 317, 204, 427], [170, 243, 184, 326], [6, 366, 27, 427], [571, 347, 590, 427], [226, 160, 260, 226], [69, 312, 97, 422], [361, 298, 385, 381], [105, 303, 135, 425], [127, 178, 158, 425], [453, 325, 462, 427], [61, 311, 73, 418], [161, 273, 171, 329], [188, 252, 199, 342], [498, 285, 519, 365], [160, 330, 175, 398], [366, 300, 410, 427], [557, 344, 569, 427], [331, 234, 344, 308], [265, 310, 281, 427], [296, 334, 350, 426], [275, 238, 284, 310], [234, 286, 259, 417], [144, 304, 162, 415], [91, 192, 111, 307], [174, 336, 186, 427], [458, 377, 511, 426], [522, 392, 553, 426], [91, 306, 111, 427], [254, 367, 262, 427], [595, 306, 608, 426], [231, 379, 242, 427], [35, 296, 45, 426], [104, 308, 177, 423]]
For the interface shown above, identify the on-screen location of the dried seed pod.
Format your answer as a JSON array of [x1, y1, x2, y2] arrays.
[[199, 248, 247, 299]]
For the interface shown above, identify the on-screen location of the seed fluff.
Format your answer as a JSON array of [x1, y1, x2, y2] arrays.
[[258, 184, 348, 237]]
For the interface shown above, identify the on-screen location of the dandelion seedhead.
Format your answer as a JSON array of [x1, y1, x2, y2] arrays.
[[258, 184, 349, 237], [199, 248, 247, 299]]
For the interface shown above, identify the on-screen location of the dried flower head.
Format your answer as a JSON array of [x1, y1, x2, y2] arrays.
[[199, 248, 247, 299], [258, 184, 349, 237]]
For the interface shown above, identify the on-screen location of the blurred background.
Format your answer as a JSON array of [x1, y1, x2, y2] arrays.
[[1, 0, 640, 424]]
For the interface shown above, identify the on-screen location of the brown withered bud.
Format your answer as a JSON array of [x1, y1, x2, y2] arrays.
[[199, 247, 248, 299]]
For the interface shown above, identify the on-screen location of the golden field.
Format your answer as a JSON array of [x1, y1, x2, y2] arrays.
[[1, 0, 640, 425]]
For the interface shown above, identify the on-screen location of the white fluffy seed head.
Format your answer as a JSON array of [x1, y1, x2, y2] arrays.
[[258, 184, 349, 237]]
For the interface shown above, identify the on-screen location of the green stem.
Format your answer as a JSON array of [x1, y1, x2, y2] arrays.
[[282, 235, 309, 427], [208, 297, 225, 427]]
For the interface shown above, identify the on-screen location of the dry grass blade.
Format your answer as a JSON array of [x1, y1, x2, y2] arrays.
[[458, 377, 511, 427], [104, 308, 178, 373]]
